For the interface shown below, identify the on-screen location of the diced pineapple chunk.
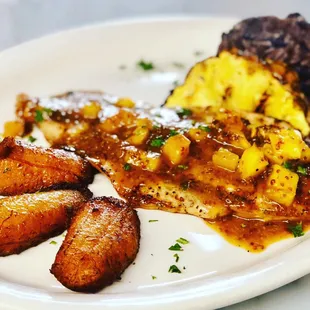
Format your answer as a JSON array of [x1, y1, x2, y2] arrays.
[[269, 129, 303, 160], [162, 134, 191, 165], [127, 127, 150, 146], [238, 144, 269, 178], [115, 98, 136, 108], [81, 101, 101, 119], [230, 133, 251, 150], [212, 148, 239, 171], [125, 149, 161, 172], [262, 144, 284, 165], [3, 120, 24, 137], [99, 110, 135, 134], [188, 128, 208, 142], [136, 118, 152, 129], [265, 164, 299, 206]]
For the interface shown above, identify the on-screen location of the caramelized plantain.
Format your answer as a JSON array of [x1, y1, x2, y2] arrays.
[[51, 197, 140, 292], [0, 190, 90, 256], [0, 137, 94, 195]]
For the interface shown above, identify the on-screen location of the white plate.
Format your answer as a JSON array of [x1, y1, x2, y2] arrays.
[[1, 16, 310, 310]]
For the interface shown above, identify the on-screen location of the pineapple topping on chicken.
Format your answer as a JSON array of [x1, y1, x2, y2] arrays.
[[13, 91, 310, 223]]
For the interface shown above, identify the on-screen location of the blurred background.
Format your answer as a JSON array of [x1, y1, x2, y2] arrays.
[[0, 0, 309, 50]]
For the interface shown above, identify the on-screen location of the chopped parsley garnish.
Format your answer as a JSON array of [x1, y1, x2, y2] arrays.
[[149, 219, 158, 223], [152, 275, 157, 280], [150, 137, 165, 147], [177, 108, 192, 118], [168, 243, 183, 251], [288, 223, 304, 238], [34, 108, 52, 123], [176, 237, 189, 245], [169, 129, 178, 137], [297, 165, 307, 176], [168, 265, 181, 273], [174, 253, 179, 263], [173, 80, 180, 87], [49, 240, 57, 245], [34, 110, 44, 122], [28, 136, 37, 143], [123, 163, 132, 171], [119, 64, 127, 70], [137, 60, 154, 71], [198, 125, 211, 132], [3, 167, 11, 173], [177, 164, 188, 170], [152, 124, 160, 129], [172, 62, 185, 68], [283, 162, 292, 170]]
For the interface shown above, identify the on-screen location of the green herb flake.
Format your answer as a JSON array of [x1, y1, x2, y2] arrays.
[[34, 110, 44, 122], [241, 223, 247, 228], [3, 167, 11, 173], [168, 265, 181, 273], [150, 137, 165, 147], [149, 219, 158, 223], [174, 253, 179, 263], [168, 243, 183, 251], [151, 275, 157, 280], [152, 124, 160, 129], [283, 162, 292, 170], [137, 60, 154, 71], [172, 62, 185, 69], [176, 237, 189, 245], [177, 165, 188, 170], [123, 163, 132, 171], [169, 129, 178, 137], [49, 240, 57, 245], [177, 108, 192, 118], [28, 136, 37, 143], [288, 223, 304, 238], [297, 165, 307, 176], [198, 125, 211, 132]]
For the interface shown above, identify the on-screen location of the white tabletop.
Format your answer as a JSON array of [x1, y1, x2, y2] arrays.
[[1, 0, 310, 309]]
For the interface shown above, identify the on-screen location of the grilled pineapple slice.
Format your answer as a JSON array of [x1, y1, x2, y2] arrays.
[[166, 51, 309, 136]]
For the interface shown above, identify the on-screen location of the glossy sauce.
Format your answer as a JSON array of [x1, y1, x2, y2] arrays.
[[16, 91, 310, 252], [207, 216, 309, 252]]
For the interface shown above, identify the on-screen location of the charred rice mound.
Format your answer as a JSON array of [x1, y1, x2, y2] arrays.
[[218, 13, 310, 100]]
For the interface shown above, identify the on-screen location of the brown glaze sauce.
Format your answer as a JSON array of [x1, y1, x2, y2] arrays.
[[207, 216, 309, 252], [16, 91, 310, 252]]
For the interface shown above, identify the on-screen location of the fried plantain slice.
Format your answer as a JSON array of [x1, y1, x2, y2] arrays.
[[0, 190, 90, 256], [0, 137, 94, 195], [51, 197, 140, 293]]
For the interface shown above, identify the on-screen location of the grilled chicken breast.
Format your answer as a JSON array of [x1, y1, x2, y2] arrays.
[[0, 137, 94, 195], [0, 190, 90, 256], [15, 91, 310, 222], [51, 196, 140, 293]]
